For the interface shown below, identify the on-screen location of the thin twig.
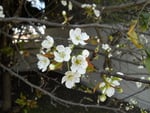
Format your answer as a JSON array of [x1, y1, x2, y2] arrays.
[[0, 62, 125, 113]]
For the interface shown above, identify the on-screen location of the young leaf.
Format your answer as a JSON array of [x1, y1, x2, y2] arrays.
[[86, 58, 96, 73], [127, 20, 143, 49], [144, 57, 150, 73]]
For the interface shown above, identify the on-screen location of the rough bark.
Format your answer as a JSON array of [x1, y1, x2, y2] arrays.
[[2, 72, 11, 112]]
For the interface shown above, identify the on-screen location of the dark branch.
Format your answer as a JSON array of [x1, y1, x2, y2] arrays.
[[0, 62, 125, 113]]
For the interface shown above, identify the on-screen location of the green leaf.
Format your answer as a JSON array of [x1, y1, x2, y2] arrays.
[[139, 12, 150, 31], [15, 98, 26, 106], [144, 57, 150, 73], [0, 47, 13, 56]]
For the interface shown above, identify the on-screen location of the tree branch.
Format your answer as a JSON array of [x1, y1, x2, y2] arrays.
[[1, 17, 150, 36], [68, 0, 150, 13], [0, 62, 125, 113], [100, 71, 150, 84]]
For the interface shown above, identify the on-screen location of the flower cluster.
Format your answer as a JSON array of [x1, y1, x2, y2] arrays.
[[26, 0, 45, 10], [98, 76, 122, 102], [69, 28, 89, 45], [81, 3, 100, 18], [12, 25, 46, 43], [102, 43, 112, 58], [37, 28, 90, 89], [61, 0, 73, 11], [0, 5, 5, 18]]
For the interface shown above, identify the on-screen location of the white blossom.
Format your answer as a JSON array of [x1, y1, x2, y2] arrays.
[[99, 77, 122, 97], [69, 28, 89, 45], [138, 65, 144, 69], [98, 95, 106, 102], [62, 71, 81, 89], [0, 5, 5, 18], [129, 98, 138, 105], [27, 0, 45, 10], [81, 4, 91, 8], [116, 72, 124, 76], [68, 1, 73, 10], [37, 54, 50, 72], [93, 9, 100, 17], [71, 55, 88, 74], [37, 25, 46, 35], [106, 77, 121, 87], [41, 35, 54, 50], [81, 3, 100, 17], [62, 10, 66, 16], [102, 44, 111, 52], [139, 34, 148, 44], [61, 0, 67, 6], [49, 64, 55, 70], [108, 53, 112, 58], [136, 77, 145, 88], [54, 45, 71, 62], [82, 49, 90, 57], [99, 82, 115, 97], [61, 0, 72, 11]]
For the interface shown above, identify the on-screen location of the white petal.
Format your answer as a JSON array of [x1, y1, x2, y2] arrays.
[[64, 54, 70, 61], [54, 52, 63, 62], [136, 82, 142, 88], [65, 81, 74, 89], [99, 82, 106, 88], [78, 67, 86, 74], [81, 32, 89, 40], [61, 76, 67, 84], [106, 87, 115, 97], [112, 80, 120, 86], [68, 1, 73, 10], [56, 45, 65, 52], [70, 64, 78, 72], [61, 0, 67, 6], [65, 47, 71, 54], [94, 9, 100, 17], [82, 49, 90, 57]]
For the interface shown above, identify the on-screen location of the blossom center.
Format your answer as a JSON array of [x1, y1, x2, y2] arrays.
[[67, 74, 74, 80], [59, 52, 66, 58], [76, 36, 80, 40], [75, 59, 82, 65]]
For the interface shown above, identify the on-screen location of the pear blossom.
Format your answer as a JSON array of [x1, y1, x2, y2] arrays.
[[81, 3, 100, 17], [81, 4, 91, 8], [99, 76, 122, 97], [71, 55, 88, 74], [37, 25, 46, 35], [98, 94, 107, 102], [61, 0, 67, 6], [54, 45, 71, 62], [138, 65, 144, 69], [68, 1, 73, 10], [116, 72, 124, 76], [0, 5, 5, 18], [82, 49, 90, 57], [69, 28, 89, 45], [102, 44, 111, 52], [41, 35, 54, 50], [37, 54, 50, 72], [106, 77, 121, 87], [99, 82, 115, 97], [62, 71, 81, 89], [139, 34, 148, 44], [49, 64, 55, 70], [129, 98, 138, 105], [61, 0, 72, 11], [27, 0, 45, 10], [136, 77, 145, 88], [93, 9, 100, 17]]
